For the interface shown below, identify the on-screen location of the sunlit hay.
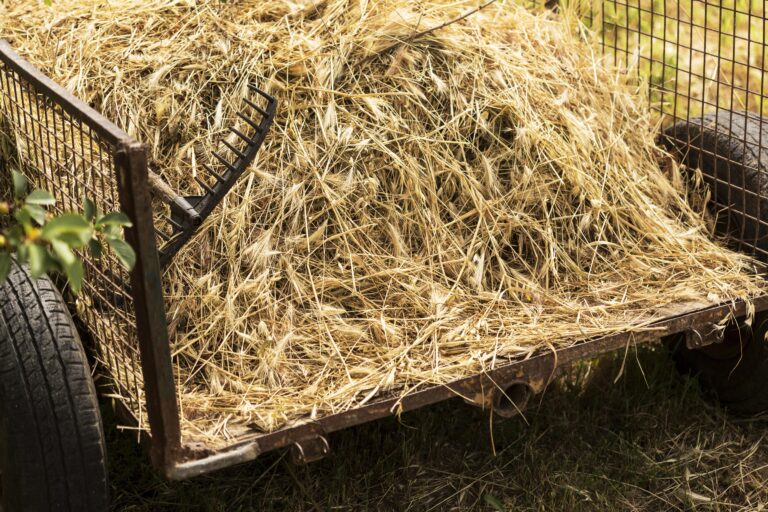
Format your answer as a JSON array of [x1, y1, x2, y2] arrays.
[[2, 0, 763, 445]]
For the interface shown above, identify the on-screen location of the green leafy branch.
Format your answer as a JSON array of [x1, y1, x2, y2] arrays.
[[0, 170, 136, 294]]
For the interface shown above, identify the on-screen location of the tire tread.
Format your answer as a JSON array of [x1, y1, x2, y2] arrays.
[[0, 263, 108, 511]]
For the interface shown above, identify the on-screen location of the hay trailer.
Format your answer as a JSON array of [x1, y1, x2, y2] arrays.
[[1, 0, 768, 510]]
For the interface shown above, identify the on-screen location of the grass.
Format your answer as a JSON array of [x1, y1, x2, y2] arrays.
[[599, 0, 767, 118], [106, 342, 768, 511]]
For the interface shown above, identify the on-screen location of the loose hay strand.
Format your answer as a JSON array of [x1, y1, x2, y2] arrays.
[[1, 0, 764, 445]]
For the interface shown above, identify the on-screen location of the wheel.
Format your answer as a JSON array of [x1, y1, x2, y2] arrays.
[[661, 110, 768, 256], [671, 314, 768, 414], [0, 261, 109, 511], [663, 110, 768, 413]]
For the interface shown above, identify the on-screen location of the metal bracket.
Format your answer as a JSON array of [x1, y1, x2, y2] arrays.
[[288, 423, 330, 465], [685, 321, 726, 349], [290, 435, 330, 465], [461, 375, 538, 420]]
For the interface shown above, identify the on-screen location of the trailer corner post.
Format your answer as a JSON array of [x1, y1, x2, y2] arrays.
[[115, 139, 182, 473]]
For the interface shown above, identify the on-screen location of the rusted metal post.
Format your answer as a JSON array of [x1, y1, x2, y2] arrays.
[[115, 139, 181, 473]]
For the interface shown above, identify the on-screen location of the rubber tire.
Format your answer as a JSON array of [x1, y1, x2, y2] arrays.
[[0, 262, 109, 512], [671, 314, 768, 414], [662, 110, 768, 255], [663, 110, 768, 413]]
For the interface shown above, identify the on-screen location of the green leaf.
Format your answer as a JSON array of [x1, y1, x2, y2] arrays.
[[50, 238, 83, 294], [14, 207, 31, 227], [41, 213, 93, 247], [12, 170, 27, 200], [483, 495, 505, 512], [65, 259, 83, 295], [26, 189, 56, 206], [0, 253, 11, 284], [44, 0, 52, 5], [50, 239, 76, 267], [23, 204, 47, 226], [16, 243, 27, 266], [88, 238, 102, 258], [83, 198, 96, 222], [106, 237, 136, 270], [96, 211, 132, 228], [27, 244, 47, 279], [102, 224, 122, 239]]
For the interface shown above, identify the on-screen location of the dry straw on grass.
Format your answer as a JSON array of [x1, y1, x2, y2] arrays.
[[1, 0, 764, 445]]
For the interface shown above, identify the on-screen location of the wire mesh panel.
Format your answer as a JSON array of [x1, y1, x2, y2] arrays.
[[0, 50, 147, 428], [600, 0, 768, 258]]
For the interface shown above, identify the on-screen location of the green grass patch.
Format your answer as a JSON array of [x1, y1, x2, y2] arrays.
[[106, 344, 768, 511]]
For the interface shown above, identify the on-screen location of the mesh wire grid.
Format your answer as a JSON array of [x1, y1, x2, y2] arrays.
[[0, 58, 147, 428], [600, 0, 768, 257]]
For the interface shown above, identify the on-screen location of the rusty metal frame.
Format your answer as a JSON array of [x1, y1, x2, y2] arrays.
[[114, 142, 181, 470]]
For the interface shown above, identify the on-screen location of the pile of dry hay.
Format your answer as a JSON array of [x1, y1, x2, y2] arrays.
[[2, 0, 764, 444]]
